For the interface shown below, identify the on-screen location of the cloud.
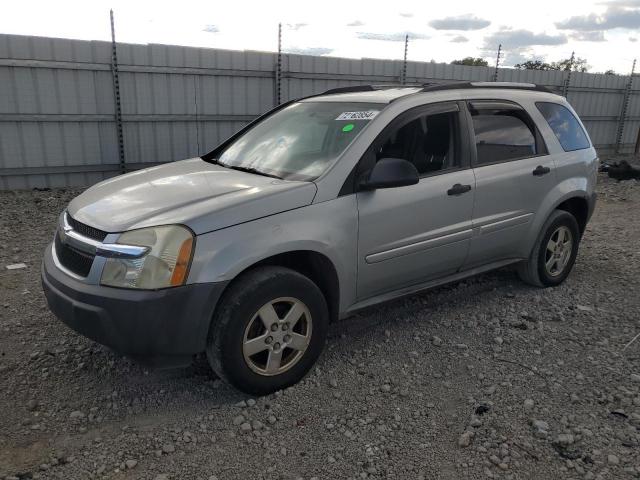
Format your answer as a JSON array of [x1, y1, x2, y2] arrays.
[[356, 31, 429, 41], [451, 35, 470, 43], [286, 23, 308, 31], [501, 51, 542, 67], [284, 47, 333, 56], [484, 29, 568, 48], [630, 36, 639, 41], [429, 14, 491, 31], [597, 0, 640, 6], [482, 29, 569, 67], [571, 31, 606, 41], [347, 20, 364, 27], [202, 25, 219, 33], [556, 6, 640, 30], [399, 12, 414, 18]]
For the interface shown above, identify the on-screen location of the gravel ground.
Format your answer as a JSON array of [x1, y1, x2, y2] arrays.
[[1, 161, 640, 480]]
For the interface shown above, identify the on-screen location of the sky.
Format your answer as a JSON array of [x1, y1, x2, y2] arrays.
[[1, 0, 639, 73]]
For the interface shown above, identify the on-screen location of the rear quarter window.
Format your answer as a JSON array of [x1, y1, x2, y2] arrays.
[[536, 102, 590, 152]]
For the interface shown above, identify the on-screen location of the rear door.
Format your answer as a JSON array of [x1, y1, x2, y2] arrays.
[[463, 100, 556, 268], [356, 102, 475, 299]]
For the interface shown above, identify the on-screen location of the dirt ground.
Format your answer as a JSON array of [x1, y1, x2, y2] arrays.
[[1, 161, 640, 480]]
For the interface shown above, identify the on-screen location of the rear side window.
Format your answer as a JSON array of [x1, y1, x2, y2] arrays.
[[536, 102, 590, 152], [470, 105, 538, 165]]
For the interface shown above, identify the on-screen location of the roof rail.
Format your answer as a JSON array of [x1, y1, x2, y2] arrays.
[[321, 84, 421, 95], [321, 85, 376, 95], [421, 81, 553, 94]]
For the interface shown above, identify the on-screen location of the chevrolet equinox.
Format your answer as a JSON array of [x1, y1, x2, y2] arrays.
[[42, 82, 598, 394]]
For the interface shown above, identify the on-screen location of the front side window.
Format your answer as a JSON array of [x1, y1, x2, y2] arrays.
[[216, 101, 383, 181], [375, 111, 458, 175], [470, 107, 537, 165], [536, 102, 590, 152]]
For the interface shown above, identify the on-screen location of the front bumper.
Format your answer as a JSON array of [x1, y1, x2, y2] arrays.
[[42, 243, 227, 367]]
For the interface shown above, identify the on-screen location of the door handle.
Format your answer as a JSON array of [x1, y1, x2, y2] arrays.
[[447, 183, 472, 196], [532, 165, 551, 176]]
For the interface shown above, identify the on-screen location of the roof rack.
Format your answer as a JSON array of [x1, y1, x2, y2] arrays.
[[317, 81, 554, 99], [421, 81, 553, 94], [321, 84, 421, 95]]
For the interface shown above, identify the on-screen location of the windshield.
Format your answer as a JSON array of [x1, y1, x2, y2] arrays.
[[216, 101, 384, 181]]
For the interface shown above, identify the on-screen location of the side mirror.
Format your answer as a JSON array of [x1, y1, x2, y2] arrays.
[[359, 158, 419, 190]]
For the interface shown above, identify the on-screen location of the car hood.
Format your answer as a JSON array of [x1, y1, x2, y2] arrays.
[[67, 158, 317, 235]]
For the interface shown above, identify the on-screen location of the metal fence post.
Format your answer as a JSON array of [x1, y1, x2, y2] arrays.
[[615, 58, 637, 154], [562, 51, 575, 98], [193, 76, 200, 155], [274, 23, 282, 106], [110, 10, 126, 174], [492, 44, 502, 82], [401, 34, 409, 85]]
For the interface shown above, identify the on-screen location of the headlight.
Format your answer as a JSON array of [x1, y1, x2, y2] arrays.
[[100, 225, 194, 289]]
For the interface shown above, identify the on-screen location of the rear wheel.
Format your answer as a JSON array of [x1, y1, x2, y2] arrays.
[[518, 210, 580, 288], [206, 266, 328, 395]]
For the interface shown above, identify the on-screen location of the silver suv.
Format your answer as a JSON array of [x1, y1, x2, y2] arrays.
[[42, 82, 598, 394]]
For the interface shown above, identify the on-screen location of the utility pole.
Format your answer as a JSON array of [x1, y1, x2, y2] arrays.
[[275, 23, 282, 106], [615, 58, 637, 154], [562, 51, 575, 98], [492, 44, 502, 82], [401, 34, 409, 85], [110, 9, 126, 174]]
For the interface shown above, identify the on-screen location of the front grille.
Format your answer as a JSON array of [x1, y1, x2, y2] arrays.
[[66, 214, 108, 242], [54, 232, 95, 277]]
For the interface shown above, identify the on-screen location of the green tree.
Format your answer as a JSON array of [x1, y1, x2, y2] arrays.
[[513, 60, 554, 70], [552, 57, 590, 72], [514, 57, 590, 72], [450, 57, 489, 67]]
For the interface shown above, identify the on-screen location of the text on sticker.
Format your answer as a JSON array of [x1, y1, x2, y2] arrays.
[[335, 111, 379, 121]]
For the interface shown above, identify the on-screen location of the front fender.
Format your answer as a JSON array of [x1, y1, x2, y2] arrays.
[[187, 196, 358, 313]]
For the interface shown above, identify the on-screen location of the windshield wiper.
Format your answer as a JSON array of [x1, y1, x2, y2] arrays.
[[219, 163, 282, 179]]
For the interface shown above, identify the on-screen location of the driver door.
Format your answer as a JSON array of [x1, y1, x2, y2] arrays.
[[356, 102, 475, 299]]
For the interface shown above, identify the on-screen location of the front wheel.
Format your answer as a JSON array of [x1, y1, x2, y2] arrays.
[[518, 210, 581, 288], [206, 266, 328, 395]]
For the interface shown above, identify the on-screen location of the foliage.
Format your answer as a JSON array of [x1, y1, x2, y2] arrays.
[[450, 57, 489, 67], [514, 57, 590, 72], [513, 60, 553, 71]]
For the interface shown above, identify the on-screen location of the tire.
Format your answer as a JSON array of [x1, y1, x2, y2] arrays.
[[518, 210, 581, 288], [206, 266, 329, 395]]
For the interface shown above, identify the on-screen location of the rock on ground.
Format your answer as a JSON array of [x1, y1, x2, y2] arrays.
[[1, 162, 640, 479]]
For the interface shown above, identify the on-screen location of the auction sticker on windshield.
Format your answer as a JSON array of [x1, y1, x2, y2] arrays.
[[335, 111, 379, 121]]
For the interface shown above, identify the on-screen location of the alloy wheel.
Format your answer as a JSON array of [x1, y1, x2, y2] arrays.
[[242, 297, 312, 376], [544, 225, 573, 277]]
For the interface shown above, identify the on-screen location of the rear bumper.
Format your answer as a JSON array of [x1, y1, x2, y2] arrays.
[[41, 243, 227, 367]]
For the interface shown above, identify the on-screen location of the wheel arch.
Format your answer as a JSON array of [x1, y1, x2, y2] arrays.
[[521, 181, 591, 258], [554, 196, 589, 234], [215, 250, 341, 323]]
